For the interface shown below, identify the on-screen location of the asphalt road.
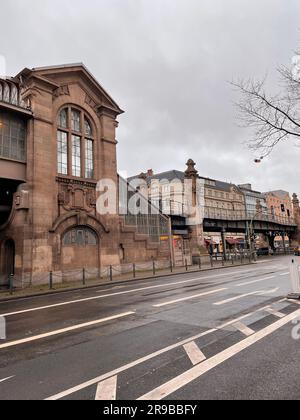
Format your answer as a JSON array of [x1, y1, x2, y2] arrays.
[[0, 255, 300, 400]]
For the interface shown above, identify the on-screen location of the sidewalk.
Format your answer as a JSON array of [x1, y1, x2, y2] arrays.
[[0, 258, 256, 302]]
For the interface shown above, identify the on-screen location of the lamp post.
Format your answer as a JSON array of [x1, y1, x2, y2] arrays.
[[165, 199, 186, 269], [168, 216, 175, 268]]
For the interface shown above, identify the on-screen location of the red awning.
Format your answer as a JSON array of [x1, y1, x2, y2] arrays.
[[205, 239, 217, 245], [226, 238, 240, 245]]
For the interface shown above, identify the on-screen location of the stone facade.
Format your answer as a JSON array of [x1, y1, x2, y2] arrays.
[[0, 64, 169, 286], [265, 190, 294, 223]]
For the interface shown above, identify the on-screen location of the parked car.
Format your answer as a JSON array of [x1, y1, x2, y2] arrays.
[[294, 246, 300, 256]]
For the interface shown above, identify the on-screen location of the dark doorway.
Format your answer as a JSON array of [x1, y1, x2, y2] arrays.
[[0, 179, 21, 225], [5, 239, 15, 276], [0, 239, 15, 287]]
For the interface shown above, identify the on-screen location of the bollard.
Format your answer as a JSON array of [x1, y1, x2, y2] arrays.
[[170, 260, 173, 273], [133, 263, 136, 279], [199, 256, 202, 270], [109, 266, 113, 282], [9, 274, 14, 295], [185, 259, 188, 272], [222, 256, 225, 267], [153, 261, 156, 276], [287, 259, 300, 299], [49, 271, 53, 290], [210, 255, 213, 268], [82, 268, 86, 286], [232, 255, 234, 265]]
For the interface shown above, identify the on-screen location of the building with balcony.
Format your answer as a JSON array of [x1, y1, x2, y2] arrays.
[[129, 160, 248, 260]]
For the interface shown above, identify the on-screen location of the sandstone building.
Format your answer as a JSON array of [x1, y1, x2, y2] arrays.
[[0, 64, 169, 286]]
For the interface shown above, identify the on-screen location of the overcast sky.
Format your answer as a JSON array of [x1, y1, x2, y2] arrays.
[[1, 0, 300, 194]]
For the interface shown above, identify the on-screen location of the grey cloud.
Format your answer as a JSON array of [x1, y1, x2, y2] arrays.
[[1, 0, 300, 194]]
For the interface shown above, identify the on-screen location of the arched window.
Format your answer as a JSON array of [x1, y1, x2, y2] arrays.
[[62, 227, 97, 246], [57, 107, 94, 179]]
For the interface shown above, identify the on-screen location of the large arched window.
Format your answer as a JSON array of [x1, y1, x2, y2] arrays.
[[62, 227, 97, 246], [57, 107, 94, 179]]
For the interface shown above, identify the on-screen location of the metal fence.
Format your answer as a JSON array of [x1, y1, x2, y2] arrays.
[[1, 249, 293, 296], [204, 207, 296, 226]]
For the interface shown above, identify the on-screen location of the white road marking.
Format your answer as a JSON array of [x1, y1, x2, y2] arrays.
[[183, 342, 206, 365], [45, 297, 288, 400], [217, 298, 286, 329], [214, 288, 279, 306], [235, 276, 275, 287], [153, 288, 227, 308], [280, 272, 289, 276], [95, 376, 118, 401], [214, 291, 260, 306], [265, 308, 285, 318], [232, 321, 254, 336], [137, 308, 300, 400], [45, 328, 217, 400], [0, 266, 277, 318], [0, 376, 15, 384], [0, 312, 134, 350]]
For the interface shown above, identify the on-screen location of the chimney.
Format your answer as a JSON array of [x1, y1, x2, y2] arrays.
[[147, 169, 154, 177]]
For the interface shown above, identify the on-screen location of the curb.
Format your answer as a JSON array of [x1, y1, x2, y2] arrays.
[[0, 261, 256, 304]]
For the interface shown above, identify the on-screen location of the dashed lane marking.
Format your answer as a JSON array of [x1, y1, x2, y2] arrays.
[[235, 276, 275, 287], [44, 297, 288, 400], [0, 376, 15, 384], [232, 321, 254, 337], [95, 376, 118, 401], [0, 312, 135, 350], [0, 277, 217, 317], [137, 308, 300, 400], [265, 308, 285, 318], [213, 288, 279, 306], [0, 266, 284, 318], [45, 328, 217, 400], [183, 342, 206, 365], [153, 288, 227, 308]]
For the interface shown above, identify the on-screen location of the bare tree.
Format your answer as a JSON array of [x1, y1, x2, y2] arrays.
[[232, 55, 300, 157]]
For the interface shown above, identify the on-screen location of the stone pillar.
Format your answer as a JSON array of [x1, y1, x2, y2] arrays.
[[221, 228, 227, 260], [184, 159, 205, 259], [291, 193, 300, 245]]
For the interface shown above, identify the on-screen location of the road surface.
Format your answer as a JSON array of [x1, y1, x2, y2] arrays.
[[0, 255, 300, 400]]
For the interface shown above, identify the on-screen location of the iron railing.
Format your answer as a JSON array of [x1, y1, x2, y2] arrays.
[[204, 207, 296, 226], [0, 78, 29, 110]]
